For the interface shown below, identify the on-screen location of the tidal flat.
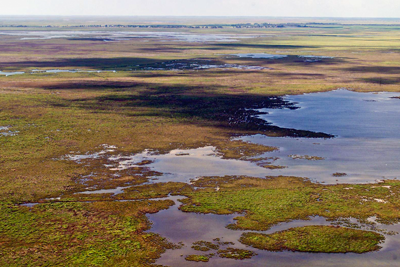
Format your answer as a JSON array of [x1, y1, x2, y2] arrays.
[[1, 17, 400, 266]]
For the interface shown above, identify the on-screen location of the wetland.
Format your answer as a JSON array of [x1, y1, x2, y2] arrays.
[[2, 17, 400, 267]]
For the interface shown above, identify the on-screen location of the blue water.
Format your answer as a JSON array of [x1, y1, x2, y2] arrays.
[[260, 89, 400, 139], [240, 89, 400, 183]]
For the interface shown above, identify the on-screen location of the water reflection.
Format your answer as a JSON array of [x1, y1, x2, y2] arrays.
[[108, 146, 271, 182]]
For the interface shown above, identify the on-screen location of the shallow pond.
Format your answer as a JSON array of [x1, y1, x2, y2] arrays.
[[0, 30, 256, 43], [231, 53, 334, 62], [240, 89, 400, 183], [0, 125, 18, 136], [0, 71, 25, 76], [233, 53, 288, 59], [0, 69, 117, 76], [139, 62, 270, 71], [107, 146, 270, 182], [31, 69, 116, 74]]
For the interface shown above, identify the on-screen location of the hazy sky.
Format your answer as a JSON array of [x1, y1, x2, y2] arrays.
[[1, 0, 400, 18]]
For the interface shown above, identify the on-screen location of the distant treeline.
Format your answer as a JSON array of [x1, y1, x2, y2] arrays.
[[0, 22, 339, 29], [1, 22, 398, 29]]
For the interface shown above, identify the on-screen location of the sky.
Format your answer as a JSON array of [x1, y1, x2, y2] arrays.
[[1, 0, 400, 18]]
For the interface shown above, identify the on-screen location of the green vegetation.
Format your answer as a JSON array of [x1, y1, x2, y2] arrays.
[[0, 200, 174, 266], [185, 247, 256, 262], [191, 241, 220, 251], [240, 226, 384, 253], [333, 172, 348, 177], [215, 140, 277, 160], [217, 248, 256, 259], [185, 254, 213, 262], [259, 164, 287, 169], [181, 176, 400, 230]]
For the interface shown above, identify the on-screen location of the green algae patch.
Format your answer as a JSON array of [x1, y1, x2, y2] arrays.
[[180, 176, 400, 230], [217, 248, 256, 260], [185, 254, 213, 262], [240, 226, 384, 253], [0, 200, 175, 266]]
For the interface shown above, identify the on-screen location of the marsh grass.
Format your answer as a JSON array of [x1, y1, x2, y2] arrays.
[[217, 248, 257, 259], [184, 254, 213, 262], [240, 226, 384, 253], [191, 241, 220, 251], [0, 200, 175, 266], [181, 176, 400, 230]]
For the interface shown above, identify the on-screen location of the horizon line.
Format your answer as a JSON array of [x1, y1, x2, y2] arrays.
[[0, 15, 400, 19]]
